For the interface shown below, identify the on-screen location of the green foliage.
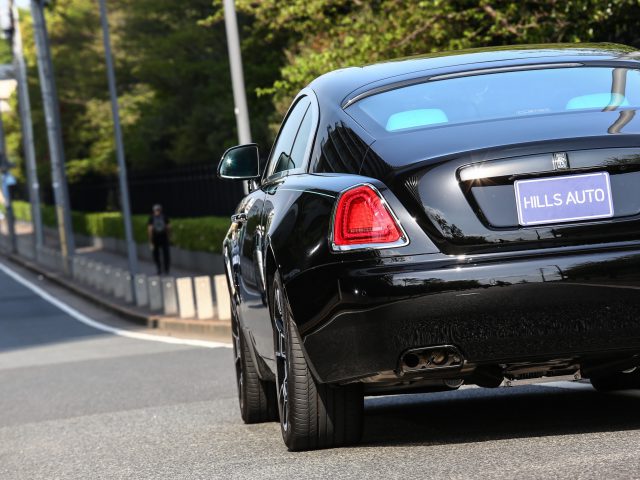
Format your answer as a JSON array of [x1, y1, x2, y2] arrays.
[[5, 1, 117, 189], [9, 200, 229, 253], [222, 0, 640, 118], [169, 216, 231, 254], [4, 0, 640, 221], [7, 0, 283, 188]]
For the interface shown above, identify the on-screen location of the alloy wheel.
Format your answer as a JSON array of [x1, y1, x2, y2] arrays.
[[231, 303, 244, 411], [273, 283, 289, 432]]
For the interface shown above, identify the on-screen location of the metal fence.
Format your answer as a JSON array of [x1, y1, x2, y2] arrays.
[[16, 162, 244, 217]]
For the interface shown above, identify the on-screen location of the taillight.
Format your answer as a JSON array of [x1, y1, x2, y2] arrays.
[[332, 184, 406, 249]]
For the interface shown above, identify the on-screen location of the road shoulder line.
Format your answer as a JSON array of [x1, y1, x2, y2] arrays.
[[0, 260, 231, 349]]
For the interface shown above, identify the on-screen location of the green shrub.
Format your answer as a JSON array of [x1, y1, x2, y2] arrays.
[[8, 200, 230, 254]]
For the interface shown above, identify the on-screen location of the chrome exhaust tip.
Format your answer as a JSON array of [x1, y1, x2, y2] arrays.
[[400, 345, 464, 373]]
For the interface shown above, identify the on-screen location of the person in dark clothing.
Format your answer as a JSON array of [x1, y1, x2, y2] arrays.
[[148, 204, 171, 275]]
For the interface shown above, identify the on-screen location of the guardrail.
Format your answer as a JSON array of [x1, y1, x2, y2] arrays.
[[0, 232, 231, 321]]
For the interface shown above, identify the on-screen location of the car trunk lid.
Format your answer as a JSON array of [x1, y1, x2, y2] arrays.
[[361, 111, 640, 254]]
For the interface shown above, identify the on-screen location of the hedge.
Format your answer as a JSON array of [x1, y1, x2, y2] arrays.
[[7, 200, 230, 254]]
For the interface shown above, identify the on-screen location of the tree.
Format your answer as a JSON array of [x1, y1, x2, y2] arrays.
[[223, 0, 640, 119], [9, 0, 283, 190], [6, 0, 640, 209]]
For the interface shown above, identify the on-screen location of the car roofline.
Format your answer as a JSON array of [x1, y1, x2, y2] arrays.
[[341, 56, 640, 109], [341, 62, 582, 108]]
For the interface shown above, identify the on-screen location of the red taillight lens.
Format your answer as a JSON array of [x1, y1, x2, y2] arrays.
[[332, 185, 404, 247]]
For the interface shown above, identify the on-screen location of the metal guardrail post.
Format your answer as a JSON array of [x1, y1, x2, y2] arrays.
[[30, 0, 75, 274], [0, 111, 17, 254], [11, 4, 44, 252], [223, 0, 252, 195], [97, 0, 138, 299]]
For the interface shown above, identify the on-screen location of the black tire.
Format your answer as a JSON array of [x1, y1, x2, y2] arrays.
[[231, 302, 278, 424], [271, 272, 363, 451], [591, 368, 640, 392]]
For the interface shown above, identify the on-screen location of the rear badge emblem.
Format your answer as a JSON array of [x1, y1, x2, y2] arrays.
[[552, 152, 570, 170]]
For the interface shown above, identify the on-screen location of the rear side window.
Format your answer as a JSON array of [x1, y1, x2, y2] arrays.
[[346, 67, 640, 133], [288, 108, 313, 169], [267, 96, 311, 177]]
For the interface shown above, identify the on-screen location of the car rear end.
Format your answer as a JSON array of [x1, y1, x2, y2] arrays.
[[296, 58, 640, 391]]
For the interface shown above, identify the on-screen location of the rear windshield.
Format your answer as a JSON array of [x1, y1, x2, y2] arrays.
[[346, 67, 640, 133]]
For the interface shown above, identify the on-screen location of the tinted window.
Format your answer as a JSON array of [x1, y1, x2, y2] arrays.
[[287, 108, 314, 170], [267, 97, 311, 177], [347, 67, 640, 133]]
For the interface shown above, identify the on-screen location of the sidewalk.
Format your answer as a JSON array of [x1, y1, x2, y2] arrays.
[[0, 220, 231, 340]]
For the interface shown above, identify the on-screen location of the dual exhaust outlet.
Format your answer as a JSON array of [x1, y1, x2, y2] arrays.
[[400, 345, 464, 373]]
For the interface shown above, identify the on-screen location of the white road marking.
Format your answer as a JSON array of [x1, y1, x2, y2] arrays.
[[0, 260, 232, 349]]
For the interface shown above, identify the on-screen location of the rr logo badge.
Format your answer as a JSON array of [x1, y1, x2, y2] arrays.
[[552, 152, 569, 170]]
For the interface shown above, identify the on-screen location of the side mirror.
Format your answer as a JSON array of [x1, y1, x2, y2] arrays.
[[218, 144, 261, 180]]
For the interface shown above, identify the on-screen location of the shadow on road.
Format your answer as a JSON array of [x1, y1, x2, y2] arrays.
[[0, 268, 107, 352], [362, 385, 640, 447]]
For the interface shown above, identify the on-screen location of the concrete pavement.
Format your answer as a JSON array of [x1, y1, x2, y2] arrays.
[[2, 259, 640, 479]]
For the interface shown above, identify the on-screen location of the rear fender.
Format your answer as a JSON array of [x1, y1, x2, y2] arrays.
[[263, 173, 439, 334]]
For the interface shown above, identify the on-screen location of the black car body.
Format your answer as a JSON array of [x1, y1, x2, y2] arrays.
[[219, 44, 640, 450]]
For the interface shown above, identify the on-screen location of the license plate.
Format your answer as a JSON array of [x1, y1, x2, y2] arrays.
[[514, 172, 614, 226]]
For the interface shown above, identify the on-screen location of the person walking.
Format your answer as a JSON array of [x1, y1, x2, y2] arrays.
[[148, 204, 171, 275]]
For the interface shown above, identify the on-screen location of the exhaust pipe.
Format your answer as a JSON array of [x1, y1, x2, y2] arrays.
[[400, 345, 464, 374]]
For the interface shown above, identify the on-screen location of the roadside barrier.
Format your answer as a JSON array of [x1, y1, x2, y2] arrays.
[[1, 233, 226, 320], [162, 277, 178, 316], [213, 274, 231, 321], [176, 277, 196, 319], [148, 276, 163, 311], [135, 274, 149, 307], [194, 276, 214, 320]]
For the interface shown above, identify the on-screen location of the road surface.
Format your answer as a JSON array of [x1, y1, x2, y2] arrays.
[[2, 259, 640, 479]]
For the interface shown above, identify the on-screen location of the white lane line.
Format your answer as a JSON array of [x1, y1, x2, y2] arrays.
[[0, 260, 231, 349]]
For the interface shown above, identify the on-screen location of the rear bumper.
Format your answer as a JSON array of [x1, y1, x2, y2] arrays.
[[286, 245, 640, 383]]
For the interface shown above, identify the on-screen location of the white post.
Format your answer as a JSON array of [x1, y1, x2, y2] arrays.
[[223, 0, 252, 194]]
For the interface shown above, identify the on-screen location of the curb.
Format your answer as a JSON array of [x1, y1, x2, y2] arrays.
[[5, 253, 231, 339]]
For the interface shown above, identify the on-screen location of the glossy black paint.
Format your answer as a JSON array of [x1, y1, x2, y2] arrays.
[[222, 44, 640, 389], [296, 245, 640, 383]]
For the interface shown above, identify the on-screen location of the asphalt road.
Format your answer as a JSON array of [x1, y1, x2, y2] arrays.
[[2, 260, 640, 479]]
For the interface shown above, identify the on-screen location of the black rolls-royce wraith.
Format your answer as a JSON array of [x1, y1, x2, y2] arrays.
[[219, 44, 640, 451]]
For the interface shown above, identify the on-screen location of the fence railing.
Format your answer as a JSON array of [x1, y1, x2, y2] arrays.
[[14, 162, 245, 218]]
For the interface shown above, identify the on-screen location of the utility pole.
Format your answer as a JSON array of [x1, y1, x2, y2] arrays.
[[30, 0, 75, 272], [10, 2, 44, 252], [223, 0, 251, 194], [0, 110, 17, 254], [98, 0, 138, 283]]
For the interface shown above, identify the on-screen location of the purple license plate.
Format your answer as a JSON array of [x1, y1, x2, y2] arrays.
[[514, 172, 614, 226]]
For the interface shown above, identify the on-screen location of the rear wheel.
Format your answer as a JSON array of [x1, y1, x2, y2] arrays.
[[590, 368, 640, 392], [271, 272, 363, 451], [231, 302, 278, 423]]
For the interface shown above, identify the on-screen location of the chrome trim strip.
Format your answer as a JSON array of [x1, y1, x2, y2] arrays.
[[428, 62, 582, 81], [277, 188, 336, 198]]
